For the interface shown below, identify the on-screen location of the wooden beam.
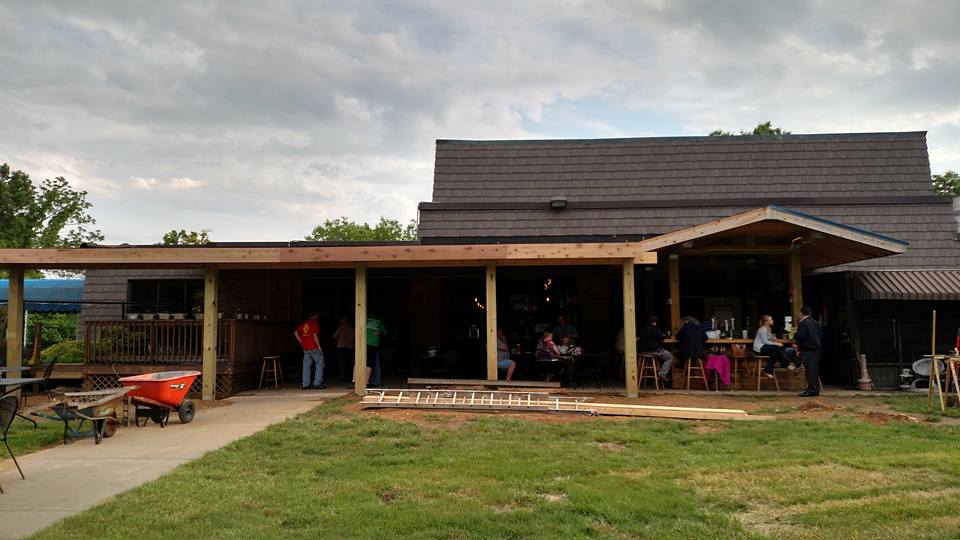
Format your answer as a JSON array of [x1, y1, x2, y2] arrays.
[[354, 263, 367, 396], [485, 262, 498, 380], [675, 247, 793, 256], [0, 242, 657, 268], [668, 255, 681, 334], [201, 266, 218, 400], [5, 267, 24, 396], [622, 259, 638, 398], [789, 247, 803, 322], [640, 208, 769, 251], [638, 206, 906, 256]]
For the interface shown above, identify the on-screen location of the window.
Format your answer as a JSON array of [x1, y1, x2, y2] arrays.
[[128, 279, 203, 314]]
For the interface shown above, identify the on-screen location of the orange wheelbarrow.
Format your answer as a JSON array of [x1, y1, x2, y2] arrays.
[[119, 370, 201, 427]]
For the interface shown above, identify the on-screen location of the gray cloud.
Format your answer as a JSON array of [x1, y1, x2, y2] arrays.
[[1, 1, 957, 243]]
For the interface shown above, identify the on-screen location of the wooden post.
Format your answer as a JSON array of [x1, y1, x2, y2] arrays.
[[789, 247, 803, 323], [201, 266, 219, 401], [354, 263, 367, 396], [623, 259, 639, 397], [668, 254, 680, 334], [485, 262, 498, 380], [928, 310, 945, 410], [5, 267, 24, 397]]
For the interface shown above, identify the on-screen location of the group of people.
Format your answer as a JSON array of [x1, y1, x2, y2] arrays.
[[294, 308, 823, 396], [627, 307, 823, 397], [294, 312, 387, 390]]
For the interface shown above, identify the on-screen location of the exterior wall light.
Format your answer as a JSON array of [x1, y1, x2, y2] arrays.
[[550, 196, 568, 210]]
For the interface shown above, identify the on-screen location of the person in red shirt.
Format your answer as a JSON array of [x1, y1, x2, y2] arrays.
[[294, 313, 325, 389]]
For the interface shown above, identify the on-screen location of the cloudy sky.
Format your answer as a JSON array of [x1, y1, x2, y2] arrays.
[[2, 1, 958, 244]]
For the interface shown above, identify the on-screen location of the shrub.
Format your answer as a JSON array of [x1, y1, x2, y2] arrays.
[[40, 340, 84, 364]]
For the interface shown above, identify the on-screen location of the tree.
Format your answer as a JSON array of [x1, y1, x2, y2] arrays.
[[709, 121, 791, 136], [160, 229, 212, 245], [0, 163, 103, 249], [305, 217, 418, 242], [932, 170, 960, 196]]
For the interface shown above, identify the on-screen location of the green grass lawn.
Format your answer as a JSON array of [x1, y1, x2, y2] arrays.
[[31, 398, 960, 540], [6, 416, 64, 456]]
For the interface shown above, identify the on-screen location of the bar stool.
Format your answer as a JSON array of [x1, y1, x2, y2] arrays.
[[638, 352, 660, 390], [259, 355, 283, 390], [729, 344, 748, 390], [684, 357, 710, 391], [753, 355, 779, 392]]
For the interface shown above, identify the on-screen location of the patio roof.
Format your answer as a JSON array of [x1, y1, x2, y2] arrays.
[[636, 206, 908, 270], [0, 241, 657, 270], [851, 270, 960, 301]]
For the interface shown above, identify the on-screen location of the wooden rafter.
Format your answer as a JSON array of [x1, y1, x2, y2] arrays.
[[638, 206, 906, 257]]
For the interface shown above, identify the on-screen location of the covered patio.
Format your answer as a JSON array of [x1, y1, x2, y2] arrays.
[[1, 207, 907, 399]]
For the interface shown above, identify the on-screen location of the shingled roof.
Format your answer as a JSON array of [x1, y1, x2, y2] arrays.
[[418, 131, 959, 271]]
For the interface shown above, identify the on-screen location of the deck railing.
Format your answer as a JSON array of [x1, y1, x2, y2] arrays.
[[84, 319, 235, 364]]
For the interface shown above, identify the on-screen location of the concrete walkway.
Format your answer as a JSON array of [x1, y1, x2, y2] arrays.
[[0, 389, 340, 539]]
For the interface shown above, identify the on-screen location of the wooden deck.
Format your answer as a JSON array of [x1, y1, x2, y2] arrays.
[[81, 319, 298, 397]]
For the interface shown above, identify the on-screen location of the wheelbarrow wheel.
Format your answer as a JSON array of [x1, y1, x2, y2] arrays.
[[177, 399, 196, 424], [103, 418, 119, 438]]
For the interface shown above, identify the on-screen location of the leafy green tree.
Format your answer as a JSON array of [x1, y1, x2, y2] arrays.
[[160, 229, 211, 245], [305, 217, 418, 242], [932, 170, 960, 196], [0, 163, 103, 249], [26, 312, 79, 353], [0, 163, 102, 278], [709, 121, 790, 136]]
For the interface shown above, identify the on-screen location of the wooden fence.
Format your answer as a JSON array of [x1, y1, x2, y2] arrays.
[[82, 319, 296, 397]]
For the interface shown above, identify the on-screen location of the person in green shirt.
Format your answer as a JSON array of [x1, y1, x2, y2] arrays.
[[366, 314, 387, 387]]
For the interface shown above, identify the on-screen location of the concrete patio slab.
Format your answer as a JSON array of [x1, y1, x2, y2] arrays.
[[0, 389, 341, 539]]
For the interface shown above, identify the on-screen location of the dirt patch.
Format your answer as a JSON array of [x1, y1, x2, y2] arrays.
[[350, 390, 955, 426], [692, 423, 729, 433], [380, 488, 400, 504], [609, 469, 651, 481], [539, 492, 568, 503], [797, 401, 842, 411], [591, 441, 626, 451], [860, 411, 919, 425], [736, 487, 960, 538]]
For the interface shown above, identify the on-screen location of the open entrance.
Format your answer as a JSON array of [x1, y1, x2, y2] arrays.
[[298, 265, 629, 386]]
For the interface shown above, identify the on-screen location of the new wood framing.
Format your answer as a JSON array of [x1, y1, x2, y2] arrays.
[[360, 389, 771, 421], [0, 242, 657, 269]]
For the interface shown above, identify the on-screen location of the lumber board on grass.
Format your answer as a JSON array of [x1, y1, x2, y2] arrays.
[[406, 378, 561, 388], [585, 403, 772, 421], [360, 389, 771, 421]]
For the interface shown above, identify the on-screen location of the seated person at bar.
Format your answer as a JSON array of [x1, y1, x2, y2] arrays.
[[536, 331, 566, 382], [557, 334, 581, 356], [676, 316, 708, 367], [638, 315, 674, 383], [753, 314, 797, 378], [536, 331, 561, 360], [552, 315, 579, 346], [496, 327, 516, 381]]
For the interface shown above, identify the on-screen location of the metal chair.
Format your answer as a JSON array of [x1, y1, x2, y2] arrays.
[[0, 396, 26, 493]]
